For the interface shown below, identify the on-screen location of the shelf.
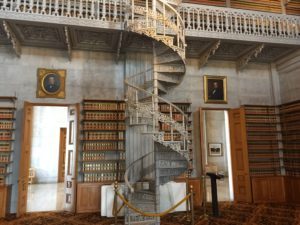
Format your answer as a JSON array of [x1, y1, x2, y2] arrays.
[[81, 139, 125, 142], [81, 169, 125, 173], [80, 99, 126, 184], [0, 161, 12, 165], [81, 159, 125, 163]]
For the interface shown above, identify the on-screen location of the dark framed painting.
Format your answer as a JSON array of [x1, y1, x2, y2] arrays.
[[208, 143, 222, 157], [37, 68, 66, 98], [204, 75, 227, 104]]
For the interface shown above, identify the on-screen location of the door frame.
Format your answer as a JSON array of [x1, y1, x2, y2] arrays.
[[198, 107, 233, 201], [17, 102, 75, 216]]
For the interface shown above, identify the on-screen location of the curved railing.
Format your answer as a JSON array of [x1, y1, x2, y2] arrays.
[[126, 0, 186, 58], [124, 151, 154, 193]]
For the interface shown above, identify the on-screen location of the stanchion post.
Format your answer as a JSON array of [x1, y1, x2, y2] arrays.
[[185, 172, 190, 219], [114, 181, 119, 225], [190, 185, 194, 225]]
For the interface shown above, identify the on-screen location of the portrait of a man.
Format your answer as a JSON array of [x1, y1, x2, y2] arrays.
[[37, 68, 66, 98], [204, 75, 227, 103], [42, 73, 61, 94]]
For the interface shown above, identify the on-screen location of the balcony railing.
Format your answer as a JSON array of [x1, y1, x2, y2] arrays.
[[179, 3, 300, 43], [0, 1, 299, 44], [0, 0, 125, 22]]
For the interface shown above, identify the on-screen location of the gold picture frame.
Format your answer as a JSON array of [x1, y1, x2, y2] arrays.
[[37, 68, 66, 98], [204, 75, 227, 104]]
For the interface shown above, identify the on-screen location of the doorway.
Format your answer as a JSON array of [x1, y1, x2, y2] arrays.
[[201, 109, 234, 202], [26, 106, 68, 212]]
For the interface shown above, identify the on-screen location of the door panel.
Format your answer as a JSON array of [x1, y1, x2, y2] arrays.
[[229, 108, 252, 202], [65, 104, 79, 212], [17, 102, 33, 217], [58, 128, 67, 183]]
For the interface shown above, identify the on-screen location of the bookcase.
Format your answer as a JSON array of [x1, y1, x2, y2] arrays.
[[280, 101, 300, 177], [77, 99, 126, 213], [243, 105, 282, 176], [0, 96, 16, 217]]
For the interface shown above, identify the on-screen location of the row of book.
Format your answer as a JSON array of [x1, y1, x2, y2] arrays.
[[82, 141, 124, 151], [83, 102, 125, 111], [83, 172, 124, 183], [82, 122, 125, 130], [84, 112, 125, 120], [0, 121, 13, 129], [82, 162, 125, 172], [83, 131, 124, 140], [0, 154, 10, 162], [82, 152, 125, 161]]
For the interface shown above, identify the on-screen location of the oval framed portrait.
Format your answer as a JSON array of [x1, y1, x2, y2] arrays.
[[42, 73, 61, 95], [37, 68, 66, 99]]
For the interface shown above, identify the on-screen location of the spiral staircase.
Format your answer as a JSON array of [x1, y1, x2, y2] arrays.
[[124, 1, 191, 224]]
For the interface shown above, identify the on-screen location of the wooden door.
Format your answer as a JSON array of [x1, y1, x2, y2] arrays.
[[58, 128, 67, 183], [229, 108, 252, 202], [17, 102, 33, 217], [64, 105, 79, 212]]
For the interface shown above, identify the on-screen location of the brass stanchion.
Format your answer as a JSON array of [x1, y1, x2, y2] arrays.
[[113, 181, 119, 225], [201, 174, 208, 220], [185, 171, 190, 220], [190, 185, 194, 225]]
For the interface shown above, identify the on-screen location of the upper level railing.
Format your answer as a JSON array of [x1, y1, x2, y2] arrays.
[[0, 1, 299, 44], [179, 3, 300, 41]]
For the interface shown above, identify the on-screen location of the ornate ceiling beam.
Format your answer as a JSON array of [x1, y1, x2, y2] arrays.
[[236, 44, 264, 71], [199, 40, 220, 68], [64, 26, 72, 61], [3, 21, 21, 57]]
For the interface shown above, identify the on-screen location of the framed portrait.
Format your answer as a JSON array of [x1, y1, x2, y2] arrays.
[[37, 68, 66, 98], [204, 75, 227, 104], [208, 143, 222, 156]]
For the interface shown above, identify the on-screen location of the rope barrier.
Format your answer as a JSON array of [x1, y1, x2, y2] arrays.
[[113, 202, 126, 216], [115, 191, 191, 217]]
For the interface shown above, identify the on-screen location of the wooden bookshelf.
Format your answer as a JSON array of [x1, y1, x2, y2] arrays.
[[80, 100, 126, 183], [0, 97, 16, 217], [286, 0, 300, 15], [183, 0, 226, 7], [77, 99, 126, 213], [231, 0, 282, 14], [243, 105, 282, 177], [280, 101, 300, 177]]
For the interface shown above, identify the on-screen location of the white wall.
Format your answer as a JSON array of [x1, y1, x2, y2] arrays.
[[30, 106, 68, 183], [276, 50, 300, 104], [164, 59, 279, 110]]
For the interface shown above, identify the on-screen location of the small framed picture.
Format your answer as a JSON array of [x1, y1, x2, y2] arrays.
[[204, 75, 227, 104], [208, 143, 222, 156], [37, 68, 66, 98]]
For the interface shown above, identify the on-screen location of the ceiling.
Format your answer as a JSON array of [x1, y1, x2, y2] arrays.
[[0, 20, 297, 63]]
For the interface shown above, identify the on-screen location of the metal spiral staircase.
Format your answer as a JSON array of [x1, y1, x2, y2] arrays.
[[123, 1, 191, 224]]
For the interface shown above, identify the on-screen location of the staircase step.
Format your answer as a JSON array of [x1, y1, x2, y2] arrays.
[[157, 73, 180, 84], [157, 159, 188, 169], [154, 64, 185, 73], [157, 81, 168, 94], [155, 45, 171, 56], [159, 168, 186, 177], [155, 52, 181, 64]]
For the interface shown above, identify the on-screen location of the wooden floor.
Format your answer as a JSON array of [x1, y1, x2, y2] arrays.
[[1, 202, 300, 225]]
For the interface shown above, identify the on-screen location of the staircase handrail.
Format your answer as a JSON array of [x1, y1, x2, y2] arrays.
[[125, 72, 189, 130], [124, 151, 155, 193], [127, 0, 186, 54]]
